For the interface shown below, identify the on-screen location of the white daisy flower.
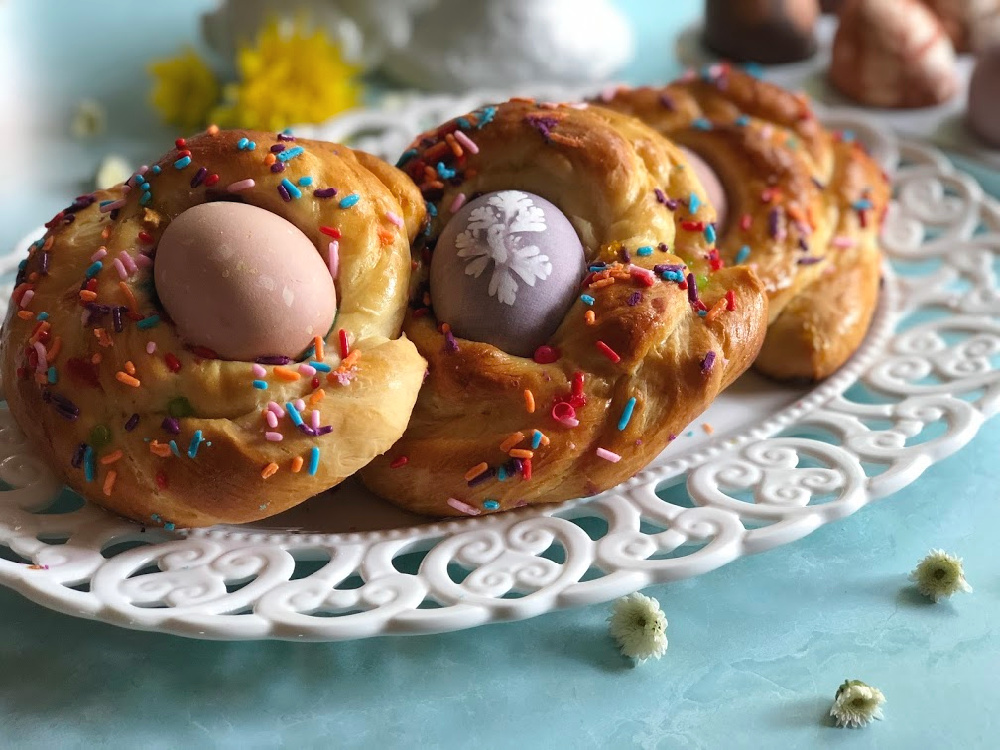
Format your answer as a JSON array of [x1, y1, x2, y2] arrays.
[[608, 592, 668, 664], [830, 679, 885, 728], [70, 99, 106, 138], [95, 155, 133, 190], [909, 549, 973, 602]]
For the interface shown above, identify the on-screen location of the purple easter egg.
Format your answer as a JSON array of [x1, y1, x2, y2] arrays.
[[430, 190, 585, 357]]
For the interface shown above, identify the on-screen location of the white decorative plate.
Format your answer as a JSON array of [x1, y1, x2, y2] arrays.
[[1, 95, 998, 641]]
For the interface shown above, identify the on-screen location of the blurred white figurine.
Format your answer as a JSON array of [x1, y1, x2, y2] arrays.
[[201, 0, 437, 71], [202, 0, 634, 91], [382, 0, 635, 90]]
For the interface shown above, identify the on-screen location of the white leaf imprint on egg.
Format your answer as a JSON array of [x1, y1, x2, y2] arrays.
[[454, 190, 553, 306]]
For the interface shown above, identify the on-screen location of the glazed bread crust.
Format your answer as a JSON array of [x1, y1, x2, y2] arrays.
[[597, 67, 890, 381], [1, 129, 427, 528], [360, 100, 769, 516]]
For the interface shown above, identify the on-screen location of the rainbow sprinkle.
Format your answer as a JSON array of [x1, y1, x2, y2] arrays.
[[453, 131, 479, 154], [618, 397, 637, 431], [276, 145, 304, 162], [596, 340, 621, 363], [524, 390, 536, 413], [83, 446, 95, 482], [464, 462, 489, 481], [187, 430, 204, 459], [281, 178, 302, 200], [447, 497, 481, 515], [700, 351, 716, 375]]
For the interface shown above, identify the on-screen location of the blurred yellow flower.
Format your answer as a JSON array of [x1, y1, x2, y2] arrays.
[[211, 19, 361, 131], [148, 48, 220, 131]]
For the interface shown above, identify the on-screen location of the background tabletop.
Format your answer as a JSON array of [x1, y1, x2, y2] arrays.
[[2, 2, 998, 748]]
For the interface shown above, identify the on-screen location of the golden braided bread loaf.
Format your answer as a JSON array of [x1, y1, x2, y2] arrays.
[[1, 129, 426, 528], [597, 66, 890, 381], [360, 100, 769, 516]]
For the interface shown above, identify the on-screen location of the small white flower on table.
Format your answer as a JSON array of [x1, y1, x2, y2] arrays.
[[70, 99, 106, 138], [909, 549, 973, 602], [95, 155, 133, 191], [608, 592, 668, 664], [830, 679, 885, 728]]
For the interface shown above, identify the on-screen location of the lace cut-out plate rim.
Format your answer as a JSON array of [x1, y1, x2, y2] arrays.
[[0, 97, 997, 641]]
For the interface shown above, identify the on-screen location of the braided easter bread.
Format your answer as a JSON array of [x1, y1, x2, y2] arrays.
[[0, 129, 426, 528], [597, 65, 891, 381], [360, 100, 769, 517]]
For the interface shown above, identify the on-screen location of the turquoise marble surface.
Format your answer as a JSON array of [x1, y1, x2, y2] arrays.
[[2, 2, 998, 748]]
